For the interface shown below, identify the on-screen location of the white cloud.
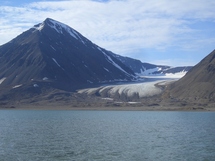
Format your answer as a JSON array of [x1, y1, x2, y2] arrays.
[[0, 0, 215, 66]]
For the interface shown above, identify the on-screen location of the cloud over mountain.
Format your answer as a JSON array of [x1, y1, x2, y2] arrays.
[[0, 0, 215, 66]]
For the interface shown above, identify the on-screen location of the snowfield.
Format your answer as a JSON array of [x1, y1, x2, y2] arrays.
[[137, 69, 187, 78]]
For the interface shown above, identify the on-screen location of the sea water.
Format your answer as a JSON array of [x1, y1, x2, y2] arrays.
[[0, 110, 215, 161]]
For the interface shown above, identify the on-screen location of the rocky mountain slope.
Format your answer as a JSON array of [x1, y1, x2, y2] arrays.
[[164, 49, 215, 106]]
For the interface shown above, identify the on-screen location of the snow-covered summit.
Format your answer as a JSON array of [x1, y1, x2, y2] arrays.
[[34, 18, 69, 32], [33, 18, 87, 44]]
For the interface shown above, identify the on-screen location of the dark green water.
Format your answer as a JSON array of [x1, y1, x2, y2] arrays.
[[0, 110, 215, 161]]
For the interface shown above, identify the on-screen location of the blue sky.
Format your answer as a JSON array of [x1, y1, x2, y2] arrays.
[[0, 0, 215, 66]]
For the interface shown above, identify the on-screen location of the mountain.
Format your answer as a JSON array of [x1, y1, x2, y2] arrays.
[[164, 49, 215, 106], [110, 52, 192, 76], [0, 18, 136, 94]]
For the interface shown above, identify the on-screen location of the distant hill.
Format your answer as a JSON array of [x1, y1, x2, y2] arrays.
[[164, 50, 215, 106], [110, 52, 192, 76]]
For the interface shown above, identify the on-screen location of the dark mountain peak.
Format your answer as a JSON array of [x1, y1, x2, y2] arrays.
[[32, 18, 93, 48], [0, 18, 136, 94], [44, 17, 55, 23]]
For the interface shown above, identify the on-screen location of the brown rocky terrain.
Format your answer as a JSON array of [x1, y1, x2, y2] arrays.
[[162, 50, 215, 108]]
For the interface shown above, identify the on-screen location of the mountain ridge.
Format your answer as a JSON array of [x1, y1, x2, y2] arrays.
[[109, 52, 192, 76]]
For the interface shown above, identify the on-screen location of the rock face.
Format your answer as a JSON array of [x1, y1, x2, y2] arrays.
[[0, 18, 136, 92], [165, 50, 215, 105]]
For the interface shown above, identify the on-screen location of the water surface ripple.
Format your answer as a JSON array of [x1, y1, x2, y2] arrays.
[[0, 110, 215, 161]]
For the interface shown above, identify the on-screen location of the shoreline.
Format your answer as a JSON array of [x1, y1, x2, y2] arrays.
[[1, 78, 214, 112], [1, 104, 215, 111]]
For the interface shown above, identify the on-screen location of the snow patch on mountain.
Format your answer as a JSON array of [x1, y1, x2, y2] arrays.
[[52, 58, 65, 71], [33, 84, 39, 88], [13, 84, 22, 88], [0, 77, 6, 84], [34, 22, 45, 31], [43, 77, 48, 81], [104, 68, 110, 72], [50, 45, 56, 51]]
